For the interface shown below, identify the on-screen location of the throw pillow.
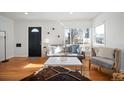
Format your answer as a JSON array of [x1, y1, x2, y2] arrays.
[[71, 45, 79, 53]]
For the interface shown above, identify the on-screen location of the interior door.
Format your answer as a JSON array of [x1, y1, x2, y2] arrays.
[[28, 27, 41, 57]]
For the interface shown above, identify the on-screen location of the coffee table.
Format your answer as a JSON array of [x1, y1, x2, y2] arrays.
[[44, 57, 83, 74]]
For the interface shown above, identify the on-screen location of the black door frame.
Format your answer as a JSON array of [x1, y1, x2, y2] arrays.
[[28, 27, 42, 57]]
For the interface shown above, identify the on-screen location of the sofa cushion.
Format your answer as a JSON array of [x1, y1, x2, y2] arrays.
[[96, 47, 114, 59], [77, 47, 82, 54], [92, 57, 114, 69], [70, 45, 79, 53], [96, 47, 104, 57], [102, 48, 114, 59]]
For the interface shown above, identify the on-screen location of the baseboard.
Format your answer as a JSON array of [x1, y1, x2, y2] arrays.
[[0, 56, 14, 63], [14, 55, 28, 57], [0, 58, 10, 63]]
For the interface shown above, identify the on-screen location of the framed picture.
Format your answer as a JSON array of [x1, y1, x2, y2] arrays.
[[85, 28, 89, 38]]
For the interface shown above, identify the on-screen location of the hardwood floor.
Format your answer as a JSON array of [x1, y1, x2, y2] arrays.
[[0, 57, 112, 81], [0, 57, 47, 81]]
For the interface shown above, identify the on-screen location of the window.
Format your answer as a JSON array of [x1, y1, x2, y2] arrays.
[[64, 28, 83, 44], [31, 28, 39, 32], [94, 24, 105, 46]]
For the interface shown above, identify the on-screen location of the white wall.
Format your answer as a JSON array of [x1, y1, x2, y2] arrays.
[[93, 13, 124, 71], [14, 20, 92, 57], [63, 20, 92, 29], [0, 32, 4, 61], [0, 16, 14, 61]]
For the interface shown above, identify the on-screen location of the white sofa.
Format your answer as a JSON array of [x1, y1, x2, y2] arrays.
[[46, 44, 85, 62]]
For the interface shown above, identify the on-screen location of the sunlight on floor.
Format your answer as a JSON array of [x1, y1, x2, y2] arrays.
[[23, 63, 43, 68]]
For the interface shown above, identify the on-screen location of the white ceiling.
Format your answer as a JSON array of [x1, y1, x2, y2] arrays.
[[0, 12, 100, 21]]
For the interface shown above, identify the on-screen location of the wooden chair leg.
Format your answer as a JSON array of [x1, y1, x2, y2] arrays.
[[112, 68, 118, 73], [89, 60, 91, 70], [98, 66, 101, 72]]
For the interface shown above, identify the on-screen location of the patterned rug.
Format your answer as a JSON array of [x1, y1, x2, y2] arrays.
[[21, 66, 90, 81]]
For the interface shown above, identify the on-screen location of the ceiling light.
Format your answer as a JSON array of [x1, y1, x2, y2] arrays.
[[24, 12, 28, 15]]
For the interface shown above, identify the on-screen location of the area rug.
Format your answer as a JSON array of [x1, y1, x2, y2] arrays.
[[21, 66, 90, 81], [28, 57, 40, 60]]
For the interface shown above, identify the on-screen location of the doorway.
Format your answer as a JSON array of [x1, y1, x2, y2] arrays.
[[28, 27, 41, 57]]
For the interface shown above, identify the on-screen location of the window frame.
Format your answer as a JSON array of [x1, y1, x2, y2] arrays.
[[93, 23, 106, 47], [64, 28, 84, 45]]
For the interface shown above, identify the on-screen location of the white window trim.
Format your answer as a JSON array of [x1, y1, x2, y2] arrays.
[[93, 23, 106, 47]]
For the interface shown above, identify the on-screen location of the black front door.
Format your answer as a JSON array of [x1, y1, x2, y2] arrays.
[[28, 27, 41, 57]]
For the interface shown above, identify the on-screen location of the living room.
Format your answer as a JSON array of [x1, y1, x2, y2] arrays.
[[0, 12, 124, 81], [1, 0, 124, 92]]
